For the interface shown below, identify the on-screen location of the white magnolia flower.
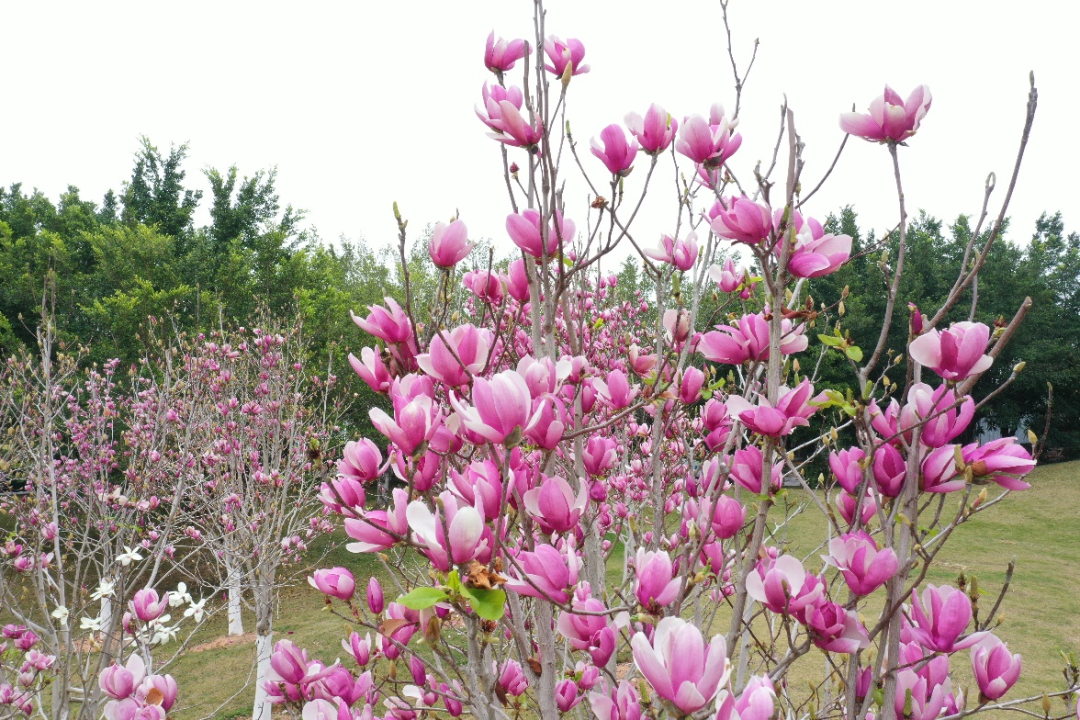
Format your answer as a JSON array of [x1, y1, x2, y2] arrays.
[[52, 606, 69, 628], [170, 582, 192, 607], [79, 616, 102, 632], [151, 623, 180, 645], [91, 580, 116, 601], [116, 547, 143, 567], [184, 597, 208, 623]]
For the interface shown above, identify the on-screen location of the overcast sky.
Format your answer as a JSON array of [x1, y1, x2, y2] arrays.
[[3, 1, 1075, 260]]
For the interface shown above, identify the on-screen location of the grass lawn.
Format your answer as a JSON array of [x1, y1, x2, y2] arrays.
[[166, 460, 1080, 719]]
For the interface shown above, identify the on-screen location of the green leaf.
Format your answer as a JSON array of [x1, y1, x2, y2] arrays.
[[818, 334, 844, 347], [396, 587, 449, 610], [446, 570, 462, 592], [460, 586, 507, 621], [844, 345, 864, 362]]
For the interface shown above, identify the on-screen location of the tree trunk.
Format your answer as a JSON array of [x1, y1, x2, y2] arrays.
[[251, 584, 274, 720], [225, 557, 245, 636]]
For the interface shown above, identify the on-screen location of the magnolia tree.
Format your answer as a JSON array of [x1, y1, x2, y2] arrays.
[[264, 4, 1080, 720], [0, 308, 207, 720]]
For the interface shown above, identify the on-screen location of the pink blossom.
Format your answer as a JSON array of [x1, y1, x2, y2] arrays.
[[711, 495, 746, 540], [370, 394, 442, 458], [644, 232, 698, 271], [506, 258, 530, 302], [450, 370, 538, 446], [348, 348, 391, 394], [829, 447, 866, 494], [909, 321, 993, 381], [416, 325, 492, 388], [129, 589, 170, 623], [921, 444, 965, 493], [583, 437, 618, 477], [591, 124, 639, 177], [475, 83, 524, 132], [727, 379, 821, 437], [633, 548, 682, 610], [679, 367, 706, 404], [963, 438, 1035, 490], [835, 488, 878, 526], [595, 370, 638, 410], [625, 104, 678, 155], [338, 439, 384, 484], [894, 669, 946, 720], [901, 383, 975, 448], [971, 635, 1022, 700], [708, 196, 771, 245], [824, 531, 898, 596], [803, 598, 870, 654], [715, 675, 776, 720], [908, 584, 987, 653], [730, 445, 783, 495], [589, 681, 643, 720], [676, 105, 741, 168], [308, 567, 356, 602], [697, 312, 806, 366], [663, 309, 691, 344], [428, 220, 473, 268], [630, 617, 730, 714], [840, 85, 932, 143], [506, 209, 575, 259], [746, 555, 822, 615], [786, 224, 852, 278], [871, 443, 907, 497], [343, 632, 372, 667], [406, 492, 489, 570], [367, 578, 384, 615], [462, 269, 508, 304], [557, 596, 619, 666], [523, 474, 588, 535], [709, 258, 742, 293], [484, 31, 527, 73], [504, 542, 581, 604], [497, 659, 529, 697], [99, 655, 146, 700], [543, 36, 589, 77], [344, 488, 408, 553], [139, 674, 178, 711], [488, 100, 544, 149]]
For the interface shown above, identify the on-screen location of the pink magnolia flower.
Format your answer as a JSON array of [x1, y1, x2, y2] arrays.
[[835, 488, 878, 526], [908, 584, 987, 652], [475, 83, 524, 132], [963, 438, 1035, 490], [871, 443, 907, 497], [506, 258, 530, 302], [344, 488, 408, 554], [338, 439, 384, 484], [971, 635, 1022, 700], [343, 632, 372, 667], [351, 298, 413, 347], [591, 124, 639, 177], [625, 104, 678, 155], [407, 492, 489, 570], [488, 101, 544, 149], [829, 447, 866, 494], [140, 674, 178, 711], [709, 258, 742, 293], [506, 209, 575, 259], [504, 541, 581, 604], [727, 379, 821, 437], [921, 444, 965, 493], [786, 224, 852, 278], [633, 549, 682, 610], [497, 659, 529, 697], [676, 104, 741, 168], [583, 437, 618, 477], [644, 232, 699, 272], [522, 474, 588, 535], [697, 312, 806, 366], [416, 324, 492, 388], [557, 596, 619, 667], [901, 383, 975, 448], [709, 196, 772, 245], [803, 597, 870, 654], [594, 369, 638, 409], [630, 616, 730, 715], [663, 308, 691, 344], [462, 269, 509, 304], [715, 676, 776, 720], [589, 681, 643, 720], [746, 555, 822, 615], [99, 655, 146, 700], [824, 531, 898, 596], [449, 460, 505, 520], [840, 85, 932, 143], [543, 36, 589, 77], [428, 220, 473, 268], [909, 321, 993, 381], [129, 589, 170, 623], [730, 445, 783, 495], [894, 669, 946, 720], [679, 367, 706, 404], [308, 567, 356, 602], [348, 348, 391, 394], [367, 578, 384, 614], [711, 495, 746, 540], [450, 370, 538, 446], [370, 393, 442, 458], [484, 31, 527, 73]]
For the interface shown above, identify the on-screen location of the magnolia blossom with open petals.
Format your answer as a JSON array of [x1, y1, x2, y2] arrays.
[[129, 589, 171, 623], [676, 104, 741, 168], [348, 347, 391, 394], [631, 617, 730, 715], [488, 101, 544, 149], [307, 567, 356, 602], [591, 124, 638, 177], [475, 83, 524, 132], [730, 445, 783, 495], [634, 549, 682, 610], [504, 542, 580, 604], [522, 474, 588, 535], [484, 31, 527, 73], [416, 324, 492, 388], [428, 220, 473, 268], [338, 438, 383, 484], [644, 232, 698, 271], [963, 438, 1035, 490], [709, 196, 771, 245], [406, 492, 489, 570], [901, 383, 975, 448], [840, 85, 932, 143], [450, 370, 538, 446], [909, 321, 993, 380], [543, 36, 589, 77], [971, 635, 1022, 700], [625, 104, 678, 154], [908, 584, 987, 652], [804, 597, 870, 654], [921, 444, 965, 493], [697, 312, 806, 366], [506, 209, 575, 259], [99, 655, 146, 700], [727, 379, 821, 437], [824, 532, 898, 596], [786, 224, 852, 278], [746, 555, 822, 615]]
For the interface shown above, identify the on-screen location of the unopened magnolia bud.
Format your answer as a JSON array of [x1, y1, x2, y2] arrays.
[[1013, 361, 1026, 374], [1027, 429, 1038, 445], [1040, 693, 1050, 715]]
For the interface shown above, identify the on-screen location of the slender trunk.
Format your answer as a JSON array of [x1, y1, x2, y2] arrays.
[[251, 583, 274, 720], [226, 557, 244, 636]]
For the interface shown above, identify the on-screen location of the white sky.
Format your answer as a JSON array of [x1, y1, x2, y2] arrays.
[[3, 1, 1076, 260]]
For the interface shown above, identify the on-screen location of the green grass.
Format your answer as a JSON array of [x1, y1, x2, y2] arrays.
[[164, 461, 1080, 719]]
